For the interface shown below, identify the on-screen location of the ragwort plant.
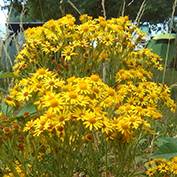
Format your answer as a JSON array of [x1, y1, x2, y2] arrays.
[[145, 157, 177, 177], [0, 14, 176, 177]]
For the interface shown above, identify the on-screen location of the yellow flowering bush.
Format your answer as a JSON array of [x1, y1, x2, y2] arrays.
[[1, 14, 176, 176], [13, 14, 162, 81], [5, 68, 175, 141]]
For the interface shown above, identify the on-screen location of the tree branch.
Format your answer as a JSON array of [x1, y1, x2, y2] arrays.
[[101, 0, 106, 18]]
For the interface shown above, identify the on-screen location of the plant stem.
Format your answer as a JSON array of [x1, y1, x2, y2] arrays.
[[162, 0, 177, 83]]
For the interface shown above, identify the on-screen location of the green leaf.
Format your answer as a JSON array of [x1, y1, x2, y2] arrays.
[[0, 102, 9, 113], [16, 103, 36, 117], [152, 137, 177, 160], [0, 72, 16, 79]]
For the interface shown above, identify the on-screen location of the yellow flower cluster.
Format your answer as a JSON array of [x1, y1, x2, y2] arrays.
[[5, 68, 175, 142], [12, 14, 161, 79], [145, 157, 177, 176], [5, 68, 64, 106], [3, 14, 175, 144], [124, 49, 163, 70]]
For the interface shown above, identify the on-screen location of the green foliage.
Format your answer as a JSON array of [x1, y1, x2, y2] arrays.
[[142, 0, 174, 22], [152, 137, 177, 159], [0, 72, 16, 79], [16, 103, 36, 118]]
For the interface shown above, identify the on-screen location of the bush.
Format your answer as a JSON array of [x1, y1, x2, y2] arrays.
[[0, 14, 176, 177]]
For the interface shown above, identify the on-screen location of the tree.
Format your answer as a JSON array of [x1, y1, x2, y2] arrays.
[[3, 0, 177, 23]]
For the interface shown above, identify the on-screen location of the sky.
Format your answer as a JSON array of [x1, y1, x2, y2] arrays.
[[0, 0, 7, 38]]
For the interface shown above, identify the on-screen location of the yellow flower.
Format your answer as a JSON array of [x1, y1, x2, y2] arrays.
[[82, 111, 103, 131], [61, 46, 77, 61], [128, 115, 143, 129], [100, 96, 117, 108], [16, 87, 32, 102], [75, 80, 91, 95], [113, 117, 135, 141], [4, 96, 16, 106], [100, 33, 114, 46], [46, 97, 63, 113], [61, 91, 89, 107], [98, 16, 107, 27], [116, 118, 131, 133], [157, 163, 169, 173], [145, 167, 156, 176], [58, 14, 76, 27], [101, 118, 114, 135], [33, 68, 54, 79], [78, 22, 92, 33], [79, 14, 93, 23], [90, 74, 100, 82], [23, 120, 35, 132], [43, 76, 64, 91]]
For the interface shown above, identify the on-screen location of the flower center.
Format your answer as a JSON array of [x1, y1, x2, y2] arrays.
[[23, 92, 29, 97], [69, 92, 77, 99], [91, 74, 99, 82], [79, 82, 87, 90], [50, 99, 59, 107], [88, 117, 97, 124]]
